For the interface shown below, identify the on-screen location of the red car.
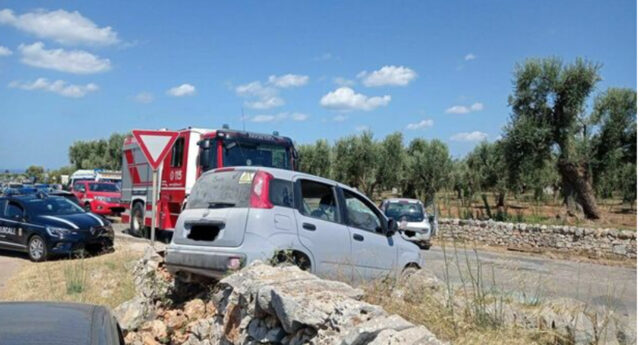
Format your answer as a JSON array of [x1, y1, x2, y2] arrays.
[[71, 181, 126, 215]]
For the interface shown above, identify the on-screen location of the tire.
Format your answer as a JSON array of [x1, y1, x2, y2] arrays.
[[28, 235, 48, 262], [401, 266, 419, 282], [84, 203, 91, 212], [130, 202, 147, 238]]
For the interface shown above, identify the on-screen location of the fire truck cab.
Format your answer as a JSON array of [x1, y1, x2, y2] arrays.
[[121, 127, 296, 237]]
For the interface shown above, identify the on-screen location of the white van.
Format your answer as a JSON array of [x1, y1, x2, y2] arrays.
[[165, 167, 423, 282]]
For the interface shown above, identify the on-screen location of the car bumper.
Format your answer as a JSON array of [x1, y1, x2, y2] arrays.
[[165, 247, 247, 279], [48, 232, 114, 255], [90, 200, 126, 215]]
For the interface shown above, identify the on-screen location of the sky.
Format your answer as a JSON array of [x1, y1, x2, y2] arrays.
[[0, 1, 636, 170]]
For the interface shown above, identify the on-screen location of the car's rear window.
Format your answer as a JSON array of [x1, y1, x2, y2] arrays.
[[186, 170, 253, 209], [384, 201, 425, 222]]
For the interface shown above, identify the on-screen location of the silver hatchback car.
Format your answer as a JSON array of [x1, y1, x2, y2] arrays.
[[380, 198, 437, 249], [165, 167, 423, 282]]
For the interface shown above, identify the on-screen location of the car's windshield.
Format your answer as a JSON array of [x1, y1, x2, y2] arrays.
[[89, 183, 119, 192], [25, 196, 85, 215], [384, 201, 425, 222], [222, 140, 291, 169], [186, 170, 253, 209]]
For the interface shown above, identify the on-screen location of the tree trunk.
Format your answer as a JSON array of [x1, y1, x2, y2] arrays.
[[496, 191, 505, 208], [481, 194, 493, 219], [557, 160, 600, 219]]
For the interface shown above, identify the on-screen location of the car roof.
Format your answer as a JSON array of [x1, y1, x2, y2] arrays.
[[384, 198, 423, 204], [202, 166, 358, 192], [0, 302, 112, 345]]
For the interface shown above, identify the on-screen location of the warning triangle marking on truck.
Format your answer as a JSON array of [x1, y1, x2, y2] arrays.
[[132, 130, 180, 170]]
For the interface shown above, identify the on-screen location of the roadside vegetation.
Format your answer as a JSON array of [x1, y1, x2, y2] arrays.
[[0, 248, 139, 308], [364, 239, 632, 344], [297, 58, 636, 229]]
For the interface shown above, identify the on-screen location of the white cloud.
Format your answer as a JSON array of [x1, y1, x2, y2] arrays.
[[246, 96, 284, 109], [464, 53, 476, 61], [450, 131, 488, 142], [332, 114, 348, 122], [314, 52, 334, 61], [249, 112, 309, 123], [236, 74, 307, 110], [235, 81, 282, 109], [406, 119, 434, 130], [0, 9, 119, 46], [134, 92, 153, 103], [333, 77, 355, 87], [357, 65, 417, 87], [445, 102, 484, 114], [320, 87, 391, 111], [290, 112, 309, 121], [9, 78, 98, 98], [267, 74, 309, 88], [0, 46, 12, 56], [167, 83, 196, 97], [355, 125, 370, 132], [18, 42, 110, 74]]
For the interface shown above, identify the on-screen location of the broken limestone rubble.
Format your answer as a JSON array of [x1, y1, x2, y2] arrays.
[[116, 246, 445, 345]]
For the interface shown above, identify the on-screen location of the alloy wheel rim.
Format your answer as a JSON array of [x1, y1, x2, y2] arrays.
[[30, 238, 44, 259]]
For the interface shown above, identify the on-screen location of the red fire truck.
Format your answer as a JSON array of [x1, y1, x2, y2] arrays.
[[121, 126, 297, 237]]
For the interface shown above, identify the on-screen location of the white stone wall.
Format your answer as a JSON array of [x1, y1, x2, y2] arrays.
[[438, 218, 637, 258]]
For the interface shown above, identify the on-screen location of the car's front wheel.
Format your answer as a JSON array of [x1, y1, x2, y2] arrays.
[[28, 235, 48, 262]]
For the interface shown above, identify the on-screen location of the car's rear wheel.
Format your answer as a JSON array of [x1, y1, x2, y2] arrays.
[[28, 235, 48, 262], [130, 202, 148, 238]]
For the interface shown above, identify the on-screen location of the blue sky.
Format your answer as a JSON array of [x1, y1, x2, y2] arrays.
[[0, 1, 636, 169]]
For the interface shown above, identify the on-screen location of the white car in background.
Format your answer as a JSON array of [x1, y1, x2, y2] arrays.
[[380, 198, 437, 250]]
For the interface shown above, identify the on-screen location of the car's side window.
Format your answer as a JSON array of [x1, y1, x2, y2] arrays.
[[269, 179, 294, 208], [75, 182, 85, 192], [5, 202, 24, 220], [299, 179, 337, 223], [343, 190, 382, 233]]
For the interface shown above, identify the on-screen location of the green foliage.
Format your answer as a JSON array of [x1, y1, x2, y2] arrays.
[[48, 165, 76, 184], [25, 165, 45, 183], [405, 138, 452, 203], [69, 133, 126, 170], [331, 131, 380, 195], [297, 139, 332, 178], [590, 88, 637, 200]]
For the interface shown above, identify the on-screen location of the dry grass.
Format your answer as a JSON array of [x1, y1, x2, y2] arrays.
[[0, 248, 140, 309]]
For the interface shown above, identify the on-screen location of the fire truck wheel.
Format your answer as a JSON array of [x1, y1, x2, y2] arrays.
[[84, 203, 91, 212], [130, 202, 147, 238]]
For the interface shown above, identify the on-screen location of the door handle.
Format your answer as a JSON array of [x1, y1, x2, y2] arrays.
[[353, 234, 364, 241], [302, 223, 316, 231]]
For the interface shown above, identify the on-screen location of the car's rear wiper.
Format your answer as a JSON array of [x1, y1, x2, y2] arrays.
[[207, 202, 235, 209]]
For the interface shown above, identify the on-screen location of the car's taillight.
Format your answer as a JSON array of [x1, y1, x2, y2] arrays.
[[249, 170, 273, 209]]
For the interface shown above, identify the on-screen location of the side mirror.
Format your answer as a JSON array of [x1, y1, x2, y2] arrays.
[[428, 215, 435, 223], [13, 214, 23, 222], [386, 219, 398, 237]]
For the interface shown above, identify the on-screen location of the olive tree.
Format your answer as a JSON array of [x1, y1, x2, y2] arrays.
[[504, 58, 602, 219]]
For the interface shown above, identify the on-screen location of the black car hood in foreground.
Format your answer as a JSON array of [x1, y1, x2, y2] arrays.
[[32, 212, 107, 230], [0, 302, 116, 345]]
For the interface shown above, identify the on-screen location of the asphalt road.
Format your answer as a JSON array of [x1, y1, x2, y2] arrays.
[[422, 245, 637, 322]]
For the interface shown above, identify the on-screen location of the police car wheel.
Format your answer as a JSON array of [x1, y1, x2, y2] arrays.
[[28, 235, 48, 262]]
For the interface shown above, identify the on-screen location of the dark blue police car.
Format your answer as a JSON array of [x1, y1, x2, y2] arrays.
[[0, 193, 114, 261]]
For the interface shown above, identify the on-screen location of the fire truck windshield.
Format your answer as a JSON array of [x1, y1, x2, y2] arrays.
[[222, 140, 291, 169]]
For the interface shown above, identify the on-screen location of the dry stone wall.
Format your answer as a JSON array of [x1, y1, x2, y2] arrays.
[[438, 218, 637, 258]]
